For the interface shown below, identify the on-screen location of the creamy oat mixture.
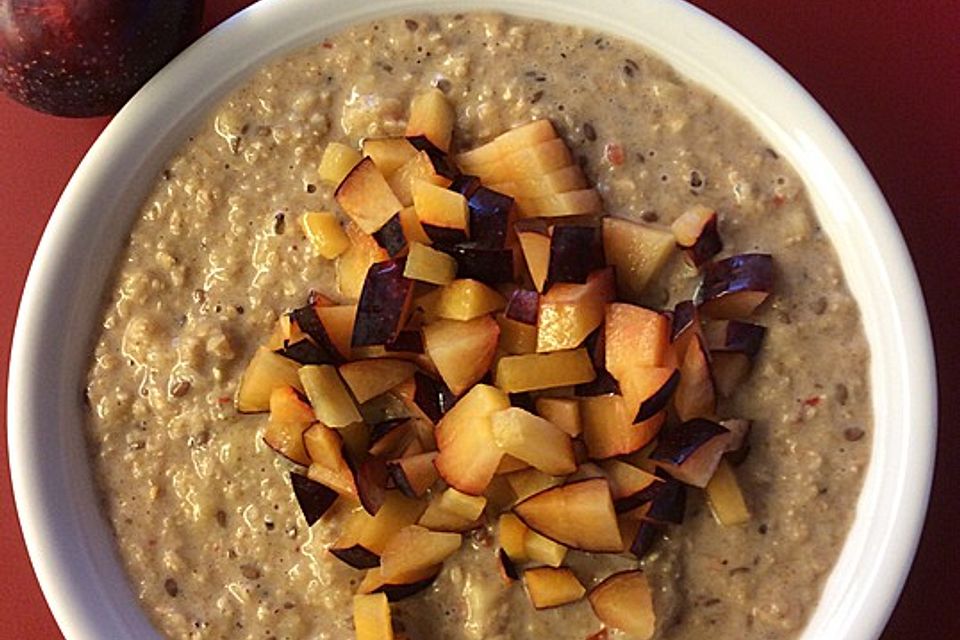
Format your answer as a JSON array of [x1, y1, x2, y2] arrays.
[[84, 13, 871, 640]]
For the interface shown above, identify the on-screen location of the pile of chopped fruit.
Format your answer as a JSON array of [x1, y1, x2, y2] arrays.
[[236, 88, 774, 640]]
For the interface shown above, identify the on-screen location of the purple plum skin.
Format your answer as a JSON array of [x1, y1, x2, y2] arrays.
[[629, 520, 661, 559], [546, 224, 605, 285], [384, 329, 424, 354], [504, 289, 539, 325], [330, 545, 381, 570], [645, 473, 687, 525], [650, 418, 730, 466], [290, 473, 338, 527], [413, 371, 457, 423], [351, 260, 413, 347], [289, 305, 344, 364], [0, 0, 204, 117], [372, 213, 408, 257], [697, 253, 774, 308], [438, 244, 514, 284], [634, 368, 681, 422], [683, 213, 723, 267], [468, 186, 513, 249], [449, 174, 481, 198]]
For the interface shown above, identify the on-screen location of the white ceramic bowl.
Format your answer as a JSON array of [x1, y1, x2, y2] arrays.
[[7, 1, 937, 638]]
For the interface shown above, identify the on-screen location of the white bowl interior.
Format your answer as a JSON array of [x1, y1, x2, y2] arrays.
[[7, 1, 936, 639]]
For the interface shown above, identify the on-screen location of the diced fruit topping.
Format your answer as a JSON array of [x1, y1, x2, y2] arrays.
[[404, 241, 458, 285], [537, 268, 615, 353], [240, 107, 782, 628], [353, 593, 394, 640], [423, 316, 500, 395], [602, 216, 675, 301], [406, 88, 455, 152], [434, 384, 509, 495], [237, 347, 304, 413], [705, 459, 751, 525], [379, 525, 461, 580], [335, 157, 403, 235], [491, 407, 576, 475], [386, 452, 438, 498], [514, 478, 623, 552], [523, 567, 586, 609], [318, 142, 362, 185], [495, 349, 596, 393], [588, 570, 656, 640], [671, 205, 723, 266], [435, 279, 506, 321], [290, 472, 338, 526], [298, 365, 361, 428], [302, 211, 351, 259], [650, 419, 731, 487], [534, 397, 582, 437], [339, 359, 416, 404], [697, 253, 774, 319], [352, 260, 414, 347]]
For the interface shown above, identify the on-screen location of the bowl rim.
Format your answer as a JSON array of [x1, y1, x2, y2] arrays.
[[7, 0, 937, 639]]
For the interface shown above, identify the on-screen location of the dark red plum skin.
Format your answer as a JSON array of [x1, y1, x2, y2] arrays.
[[438, 244, 514, 284], [377, 569, 441, 601], [0, 0, 204, 117], [546, 224, 605, 285], [650, 418, 730, 466], [289, 304, 344, 365], [412, 371, 457, 423], [290, 473, 338, 527], [504, 289, 539, 325], [330, 545, 381, 570], [713, 320, 767, 357], [697, 253, 774, 305], [468, 186, 512, 249], [351, 259, 413, 347], [372, 213, 408, 257]]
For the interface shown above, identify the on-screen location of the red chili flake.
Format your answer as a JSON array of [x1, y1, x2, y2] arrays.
[[218, 396, 232, 404], [773, 194, 786, 206], [586, 629, 609, 640], [803, 395, 822, 407], [322, 41, 334, 49], [604, 142, 625, 166]]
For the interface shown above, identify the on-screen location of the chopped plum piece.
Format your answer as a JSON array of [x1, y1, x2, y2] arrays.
[[496, 313, 538, 355], [504, 289, 539, 325], [605, 303, 670, 383], [449, 174, 481, 198], [497, 549, 520, 584], [362, 136, 417, 176], [384, 330, 424, 354], [340, 359, 417, 404], [423, 316, 500, 395], [673, 334, 716, 421], [404, 241, 458, 285], [290, 303, 344, 365], [353, 491, 429, 557], [627, 367, 681, 422], [298, 365, 362, 428], [388, 150, 451, 207], [439, 244, 515, 285], [505, 468, 563, 503], [490, 407, 576, 475], [357, 563, 442, 601], [352, 260, 415, 348], [290, 472, 338, 526], [421, 223, 469, 247], [318, 142, 362, 186], [524, 528, 568, 567], [276, 338, 333, 366], [523, 567, 586, 609], [379, 525, 461, 580], [705, 458, 751, 525], [335, 157, 403, 234], [580, 395, 664, 459], [508, 392, 538, 414], [546, 223, 605, 285], [413, 179, 469, 242], [367, 418, 414, 458], [602, 216, 675, 301], [408, 371, 458, 424], [640, 472, 687, 525], [671, 205, 723, 267], [371, 213, 408, 257], [534, 397, 581, 437], [236, 346, 304, 413], [434, 384, 510, 495], [269, 385, 315, 424], [721, 418, 752, 461], [330, 508, 380, 568], [588, 570, 656, 640], [456, 119, 557, 171], [356, 456, 390, 515], [386, 451, 439, 499], [263, 419, 312, 466], [537, 268, 615, 353], [574, 369, 620, 397], [352, 593, 393, 640], [514, 478, 622, 552], [601, 460, 663, 510], [435, 279, 507, 321], [651, 419, 731, 488], [301, 211, 351, 259], [498, 513, 530, 562], [303, 423, 349, 469], [516, 222, 551, 292], [696, 253, 774, 319], [337, 223, 390, 301], [515, 189, 602, 218], [495, 349, 596, 393], [468, 186, 513, 248], [704, 319, 767, 357], [628, 519, 661, 559], [417, 497, 480, 532], [405, 88, 455, 152]]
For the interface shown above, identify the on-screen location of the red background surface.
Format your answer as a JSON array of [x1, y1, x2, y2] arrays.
[[1, 1, 957, 637]]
